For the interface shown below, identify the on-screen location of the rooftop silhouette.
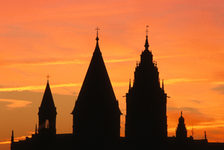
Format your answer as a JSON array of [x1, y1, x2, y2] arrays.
[[10, 29, 224, 150]]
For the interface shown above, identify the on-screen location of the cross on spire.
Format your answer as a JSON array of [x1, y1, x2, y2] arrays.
[[146, 25, 149, 37], [47, 74, 50, 82], [96, 27, 100, 41], [144, 25, 150, 50]]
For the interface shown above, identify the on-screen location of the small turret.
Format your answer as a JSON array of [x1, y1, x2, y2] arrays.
[[176, 111, 187, 142], [38, 79, 57, 136]]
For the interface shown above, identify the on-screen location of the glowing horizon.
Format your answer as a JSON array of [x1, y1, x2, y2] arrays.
[[0, 1, 224, 150]]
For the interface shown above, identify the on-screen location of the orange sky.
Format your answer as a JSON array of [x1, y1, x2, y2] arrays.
[[0, 0, 224, 149]]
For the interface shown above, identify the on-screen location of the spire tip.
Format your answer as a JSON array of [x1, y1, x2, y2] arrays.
[[96, 27, 100, 41]]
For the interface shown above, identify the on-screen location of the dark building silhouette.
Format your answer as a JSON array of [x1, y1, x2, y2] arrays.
[[72, 32, 121, 143], [38, 80, 57, 136], [125, 34, 167, 143], [10, 30, 224, 150], [176, 111, 187, 142]]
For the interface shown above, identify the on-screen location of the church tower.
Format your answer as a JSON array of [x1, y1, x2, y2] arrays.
[[72, 30, 121, 142], [38, 79, 57, 136], [176, 111, 187, 141], [125, 30, 167, 142]]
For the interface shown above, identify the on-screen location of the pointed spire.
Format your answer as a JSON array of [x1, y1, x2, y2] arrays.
[[144, 25, 150, 50], [204, 131, 207, 140], [11, 130, 14, 143], [94, 27, 101, 54], [47, 74, 50, 83], [96, 27, 99, 41], [39, 79, 56, 111], [181, 111, 183, 117]]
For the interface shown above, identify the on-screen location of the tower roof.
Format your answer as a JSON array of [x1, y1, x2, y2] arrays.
[[144, 35, 149, 50], [72, 34, 121, 115], [178, 111, 185, 124], [39, 80, 56, 113]]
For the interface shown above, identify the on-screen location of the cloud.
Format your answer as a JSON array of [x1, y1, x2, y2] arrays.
[[0, 57, 137, 67], [105, 58, 136, 63], [0, 140, 11, 145], [168, 106, 214, 127], [0, 99, 32, 109], [0, 25, 44, 39], [0, 83, 81, 92], [191, 100, 201, 104], [0, 58, 88, 67], [0, 134, 33, 145], [212, 84, 224, 94], [165, 78, 207, 85], [0, 81, 129, 93]]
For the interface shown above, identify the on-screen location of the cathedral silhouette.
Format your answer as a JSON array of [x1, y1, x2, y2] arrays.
[[11, 30, 224, 150]]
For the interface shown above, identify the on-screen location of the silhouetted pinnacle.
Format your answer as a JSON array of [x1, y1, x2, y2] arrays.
[[144, 35, 149, 50], [94, 27, 101, 54], [11, 130, 14, 143], [39, 80, 56, 113]]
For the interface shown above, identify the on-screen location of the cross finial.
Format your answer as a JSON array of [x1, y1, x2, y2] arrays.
[[146, 25, 149, 37], [96, 27, 100, 41], [47, 74, 50, 82]]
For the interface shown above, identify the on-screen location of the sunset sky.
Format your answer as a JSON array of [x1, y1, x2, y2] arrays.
[[0, 0, 224, 149]]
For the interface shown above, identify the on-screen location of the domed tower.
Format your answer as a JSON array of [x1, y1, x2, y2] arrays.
[[176, 111, 187, 141]]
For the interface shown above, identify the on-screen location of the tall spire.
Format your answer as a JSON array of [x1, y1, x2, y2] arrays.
[[47, 74, 50, 83], [94, 27, 101, 53], [204, 131, 207, 140], [72, 31, 121, 140], [144, 25, 149, 50], [96, 27, 99, 42], [38, 79, 57, 135], [176, 111, 187, 141], [11, 130, 14, 143], [39, 79, 55, 109]]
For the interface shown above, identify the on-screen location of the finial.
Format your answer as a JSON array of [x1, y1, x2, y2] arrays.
[[144, 25, 149, 50], [181, 111, 183, 117], [11, 130, 14, 143], [96, 27, 100, 41], [146, 25, 149, 37], [47, 74, 50, 82]]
